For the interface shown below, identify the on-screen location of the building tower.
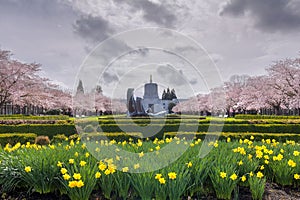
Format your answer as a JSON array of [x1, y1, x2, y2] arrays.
[[143, 75, 160, 112]]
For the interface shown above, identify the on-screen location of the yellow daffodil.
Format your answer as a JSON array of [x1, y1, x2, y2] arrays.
[[76, 180, 84, 188], [61, 168, 67, 174], [99, 163, 107, 171], [24, 166, 31, 173], [230, 173, 238, 181], [134, 163, 140, 169], [186, 162, 192, 168], [80, 161, 87, 167], [139, 152, 144, 158], [288, 159, 296, 167], [257, 171, 264, 178], [68, 181, 77, 188], [104, 169, 111, 175], [73, 173, 81, 180], [122, 167, 129, 172], [57, 161, 63, 167], [168, 172, 177, 180], [63, 174, 71, 180], [95, 172, 101, 179], [220, 172, 227, 179], [265, 160, 269, 164], [241, 175, 246, 182], [155, 173, 162, 180], [159, 177, 166, 184]]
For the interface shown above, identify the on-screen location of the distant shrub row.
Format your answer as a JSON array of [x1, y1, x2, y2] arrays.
[[165, 132, 300, 142], [0, 124, 76, 138], [96, 124, 300, 134], [235, 114, 300, 119], [0, 119, 73, 125], [2, 131, 300, 146], [98, 118, 300, 125], [0, 133, 36, 146], [0, 115, 70, 120]]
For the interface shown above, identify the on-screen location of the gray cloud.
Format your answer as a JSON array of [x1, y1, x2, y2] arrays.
[[220, 0, 300, 32], [156, 64, 187, 86], [189, 78, 198, 85], [113, 0, 177, 27], [73, 15, 113, 43], [129, 47, 149, 57], [102, 71, 119, 84]]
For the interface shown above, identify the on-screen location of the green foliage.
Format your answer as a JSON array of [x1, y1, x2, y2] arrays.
[[209, 146, 239, 200], [113, 171, 131, 199], [0, 124, 77, 138], [51, 134, 68, 143], [249, 177, 266, 200], [0, 133, 36, 146], [130, 172, 155, 200], [57, 150, 98, 200], [1, 135, 300, 199], [0, 144, 60, 194], [0, 115, 70, 120]]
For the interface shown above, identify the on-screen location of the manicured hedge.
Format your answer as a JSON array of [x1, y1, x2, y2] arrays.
[[80, 132, 143, 142], [96, 124, 300, 134], [0, 119, 73, 125], [235, 114, 300, 119], [0, 124, 77, 138], [0, 133, 37, 146], [0, 115, 70, 120], [98, 118, 300, 125], [165, 132, 300, 142], [77, 131, 300, 142]]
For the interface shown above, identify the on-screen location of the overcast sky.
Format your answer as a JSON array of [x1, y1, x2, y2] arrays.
[[1, 0, 300, 98]]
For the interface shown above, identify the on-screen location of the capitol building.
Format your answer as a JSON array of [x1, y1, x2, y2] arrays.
[[127, 76, 179, 116]]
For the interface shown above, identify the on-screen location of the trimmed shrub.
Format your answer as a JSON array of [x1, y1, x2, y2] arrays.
[[97, 124, 300, 134], [0, 115, 70, 120], [81, 132, 143, 141], [51, 134, 68, 143], [0, 124, 77, 138], [35, 136, 50, 145], [165, 132, 300, 142], [0, 133, 37, 146]]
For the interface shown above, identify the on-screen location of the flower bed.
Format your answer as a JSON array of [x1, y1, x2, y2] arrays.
[[1, 136, 300, 199]]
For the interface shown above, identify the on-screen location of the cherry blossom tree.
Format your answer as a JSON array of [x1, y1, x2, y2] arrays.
[[266, 57, 300, 113], [1, 49, 73, 114]]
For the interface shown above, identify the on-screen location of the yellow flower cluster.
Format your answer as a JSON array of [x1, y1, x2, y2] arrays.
[[68, 180, 84, 188]]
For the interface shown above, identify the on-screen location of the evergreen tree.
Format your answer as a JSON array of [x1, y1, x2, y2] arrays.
[[166, 88, 171, 100], [95, 85, 102, 94], [171, 89, 177, 99], [162, 89, 166, 100], [76, 80, 84, 95]]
